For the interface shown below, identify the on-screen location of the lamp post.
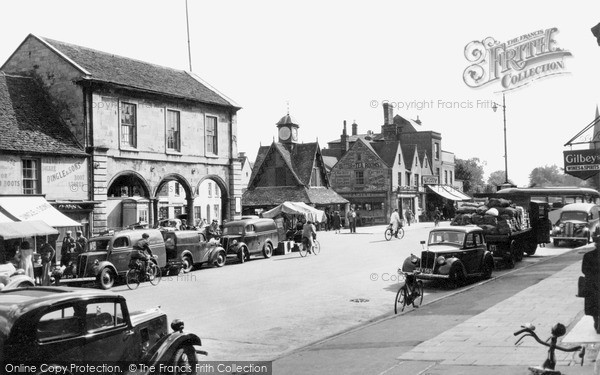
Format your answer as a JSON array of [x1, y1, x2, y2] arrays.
[[492, 93, 509, 185]]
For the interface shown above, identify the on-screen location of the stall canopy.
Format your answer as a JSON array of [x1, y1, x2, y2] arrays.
[[0, 196, 81, 227], [262, 202, 327, 223], [0, 220, 59, 240], [427, 185, 472, 201]]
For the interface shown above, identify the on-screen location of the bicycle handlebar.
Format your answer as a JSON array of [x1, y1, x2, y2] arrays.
[[513, 327, 583, 353]]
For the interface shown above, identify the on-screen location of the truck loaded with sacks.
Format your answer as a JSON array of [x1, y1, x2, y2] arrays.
[[451, 197, 550, 268]]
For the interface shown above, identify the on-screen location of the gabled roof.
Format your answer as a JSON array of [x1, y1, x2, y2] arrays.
[[248, 145, 274, 187], [370, 141, 400, 168], [0, 72, 86, 156], [11, 35, 240, 109], [322, 155, 339, 171], [393, 114, 419, 132], [402, 144, 417, 171], [242, 186, 348, 207]]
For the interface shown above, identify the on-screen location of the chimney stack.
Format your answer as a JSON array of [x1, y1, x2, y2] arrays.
[[352, 121, 358, 136], [341, 120, 349, 155], [383, 102, 394, 125]]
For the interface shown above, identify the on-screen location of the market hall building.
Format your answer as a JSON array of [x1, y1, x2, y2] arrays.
[[1, 34, 243, 235], [242, 114, 348, 215], [323, 103, 467, 224]]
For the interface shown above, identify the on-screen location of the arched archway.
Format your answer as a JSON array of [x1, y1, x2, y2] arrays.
[[106, 171, 152, 229], [153, 174, 194, 227], [194, 175, 230, 226]]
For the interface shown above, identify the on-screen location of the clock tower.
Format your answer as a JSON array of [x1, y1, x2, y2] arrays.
[[276, 113, 299, 144]]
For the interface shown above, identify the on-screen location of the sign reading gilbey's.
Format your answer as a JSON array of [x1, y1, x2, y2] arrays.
[[463, 27, 572, 91], [564, 149, 600, 180]]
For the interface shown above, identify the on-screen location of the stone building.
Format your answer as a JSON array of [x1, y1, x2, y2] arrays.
[[324, 103, 466, 223], [1, 34, 242, 234], [242, 114, 347, 214]]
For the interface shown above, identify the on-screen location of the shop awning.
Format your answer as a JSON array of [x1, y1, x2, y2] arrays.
[[0, 196, 81, 227], [0, 210, 13, 223], [427, 185, 472, 201], [0, 220, 59, 240]]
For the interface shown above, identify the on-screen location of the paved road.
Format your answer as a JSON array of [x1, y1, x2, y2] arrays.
[[111, 222, 574, 362]]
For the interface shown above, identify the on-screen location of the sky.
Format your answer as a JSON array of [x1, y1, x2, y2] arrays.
[[2, 0, 600, 187]]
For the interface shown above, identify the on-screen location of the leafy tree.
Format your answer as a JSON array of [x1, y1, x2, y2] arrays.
[[455, 157, 486, 193], [528, 165, 589, 187], [485, 170, 514, 192]]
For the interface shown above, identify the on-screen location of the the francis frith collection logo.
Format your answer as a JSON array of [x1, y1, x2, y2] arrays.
[[463, 27, 572, 91]]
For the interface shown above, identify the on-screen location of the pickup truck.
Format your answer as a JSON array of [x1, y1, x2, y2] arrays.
[[0, 286, 205, 371]]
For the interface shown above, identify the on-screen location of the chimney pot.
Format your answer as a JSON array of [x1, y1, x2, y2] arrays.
[[352, 121, 358, 136]]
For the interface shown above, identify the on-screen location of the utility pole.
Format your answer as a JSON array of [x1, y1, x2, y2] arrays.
[[185, 0, 192, 71]]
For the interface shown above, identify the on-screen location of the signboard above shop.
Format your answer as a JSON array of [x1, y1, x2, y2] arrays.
[[422, 175, 439, 185], [563, 149, 600, 180]]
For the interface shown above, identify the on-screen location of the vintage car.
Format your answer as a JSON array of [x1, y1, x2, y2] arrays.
[[0, 263, 35, 290], [59, 229, 168, 290], [221, 218, 279, 262], [0, 286, 205, 371], [552, 203, 600, 246], [402, 226, 495, 287], [162, 230, 227, 272]]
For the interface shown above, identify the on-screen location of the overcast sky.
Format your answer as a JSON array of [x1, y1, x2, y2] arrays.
[[2, 0, 600, 187]]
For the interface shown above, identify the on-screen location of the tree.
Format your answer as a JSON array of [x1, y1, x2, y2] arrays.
[[485, 170, 515, 192], [455, 158, 486, 194], [528, 165, 590, 187]]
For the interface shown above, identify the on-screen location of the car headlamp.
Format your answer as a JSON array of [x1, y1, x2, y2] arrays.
[[410, 255, 418, 264], [436, 256, 446, 265]]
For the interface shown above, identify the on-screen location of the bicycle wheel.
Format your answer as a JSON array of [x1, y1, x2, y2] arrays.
[[397, 227, 405, 239], [412, 280, 424, 308], [125, 268, 140, 290], [147, 263, 162, 286], [299, 242, 308, 257], [312, 240, 321, 255], [394, 287, 408, 314], [384, 228, 393, 241]]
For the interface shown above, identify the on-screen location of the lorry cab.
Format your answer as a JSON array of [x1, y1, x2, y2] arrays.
[[552, 203, 600, 246]]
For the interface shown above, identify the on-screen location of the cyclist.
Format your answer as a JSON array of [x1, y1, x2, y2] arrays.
[[389, 208, 403, 237], [131, 233, 154, 278], [302, 220, 317, 254]]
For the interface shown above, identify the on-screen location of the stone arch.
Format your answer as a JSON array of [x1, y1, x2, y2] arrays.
[[153, 174, 195, 227], [194, 174, 230, 226], [105, 171, 152, 229]]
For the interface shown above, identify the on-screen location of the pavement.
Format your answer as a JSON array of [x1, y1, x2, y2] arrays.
[[272, 221, 600, 375]]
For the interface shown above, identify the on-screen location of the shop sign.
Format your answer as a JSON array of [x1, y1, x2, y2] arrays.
[[564, 149, 600, 180], [422, 175, 439, 185]]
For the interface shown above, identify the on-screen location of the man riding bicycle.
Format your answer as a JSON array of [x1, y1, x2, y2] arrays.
[[302, 220, 317, 254], [390, 208, 403, 237], [130, 233, 154, 278]]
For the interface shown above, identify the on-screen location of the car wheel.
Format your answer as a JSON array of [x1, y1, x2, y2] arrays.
[[238, 247, 247, 263], [170, 344, 198, 374], [482, 256, 494, 280], [182, 254, 194, 273], [98, 268, 115, 290], [263, 243, 273, 258], [213, 250, 226, 267], [525, 241, 537, 256], [449, 264, 465, 289]]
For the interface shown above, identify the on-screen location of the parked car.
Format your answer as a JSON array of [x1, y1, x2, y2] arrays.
[[221, 218, 279, 262], [162, 230, 227, 272], [0, 286, 205, 370], [402, 226, 495, 287], [552, 203, 600, 246], [59, 229, 168, 289], [0, 263, 35, 290]]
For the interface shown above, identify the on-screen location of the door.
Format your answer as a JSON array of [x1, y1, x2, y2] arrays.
[[110, 236, 132, 274], [32, 304, 86, 362], [83, 300, 136, 361], [461, 233, 483, 273]]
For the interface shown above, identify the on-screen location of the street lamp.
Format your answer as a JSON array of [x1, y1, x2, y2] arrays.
[[492, 93, 509, 185]]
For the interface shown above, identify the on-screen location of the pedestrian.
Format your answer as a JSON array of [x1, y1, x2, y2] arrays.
[[39, 240, 56, 286], [433, 207, 441, 226], [19, 241, 34, 279], [406, 208, 413, 226], [332, 211, 341, 234], [349, 208, 357, 233], [582, 238, 600, 333], [390, 208, 402, 237], [75, 230, 87, 254], [61, 231, 76, 266]]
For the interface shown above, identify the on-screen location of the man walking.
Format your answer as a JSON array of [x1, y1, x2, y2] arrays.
[[405, 208, 413, 226], [348, 208, 357, 233]]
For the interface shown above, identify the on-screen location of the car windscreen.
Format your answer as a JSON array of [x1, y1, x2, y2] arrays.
[[428, 231, 465, 246], [223, 226, 243, 235], [560, 211, 588, 222], [88, 239, 110, 252]]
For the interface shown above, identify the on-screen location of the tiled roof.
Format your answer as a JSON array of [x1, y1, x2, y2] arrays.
[[322, 155, 339, 171], [289, 143, 319, 185], [393, 115, 419, 132], [248, 145, 271, 187], [37, 35, 238, 108], [242, 186, 348, 207], [370, 141, 400, 168], [402, 144, 417, 171], [0, 72, 86, 155]]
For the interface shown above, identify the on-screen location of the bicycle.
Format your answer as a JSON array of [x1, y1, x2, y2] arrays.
[[394, 269, 423, 313], [514, 323, 585, 375], [299, 237, 320, 257], [384, 224, 405, 241], [126, 255, 162, 290]]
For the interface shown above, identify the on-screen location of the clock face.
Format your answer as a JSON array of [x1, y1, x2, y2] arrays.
[[279, 126, 291, 140], [291, 127, 298, 141]]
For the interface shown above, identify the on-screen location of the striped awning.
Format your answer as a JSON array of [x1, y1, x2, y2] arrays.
[[427, 185, 472, 201]]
